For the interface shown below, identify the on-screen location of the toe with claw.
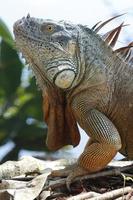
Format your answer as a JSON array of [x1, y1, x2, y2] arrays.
[[51, 164, 89, 191], [65, 165, 89, 191]]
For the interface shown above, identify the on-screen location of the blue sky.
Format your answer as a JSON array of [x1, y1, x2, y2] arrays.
[[0, 0, 133, 159]]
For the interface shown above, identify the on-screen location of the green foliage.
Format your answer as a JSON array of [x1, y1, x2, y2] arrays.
[[0, 18, 14, 47], [0, 19, 48, 162]]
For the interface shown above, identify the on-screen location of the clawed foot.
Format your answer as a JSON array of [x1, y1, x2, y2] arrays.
[[51, 164, 89, 191]]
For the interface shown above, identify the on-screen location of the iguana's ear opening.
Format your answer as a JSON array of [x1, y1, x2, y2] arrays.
[[42, 88, 80, 151]]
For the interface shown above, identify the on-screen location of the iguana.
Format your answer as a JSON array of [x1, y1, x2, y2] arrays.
[[13, 14, 133, 188]]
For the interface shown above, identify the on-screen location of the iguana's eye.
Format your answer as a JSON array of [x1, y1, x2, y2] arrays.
[[41, 24, 55, 33], [46, 25, 54, 32]]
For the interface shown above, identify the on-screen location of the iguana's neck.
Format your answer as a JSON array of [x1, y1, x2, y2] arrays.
[[66, 27, 127, 109]]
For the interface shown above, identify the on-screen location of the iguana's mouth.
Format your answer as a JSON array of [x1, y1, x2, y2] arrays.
[[14, 18, 44, 43], [14, 27, 44, 45]]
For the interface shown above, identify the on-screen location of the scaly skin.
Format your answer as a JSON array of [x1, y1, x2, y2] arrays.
[[13, 15, 133, 188]]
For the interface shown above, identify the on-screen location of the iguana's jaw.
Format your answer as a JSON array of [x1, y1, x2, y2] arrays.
[[14, 34, 78, 90]]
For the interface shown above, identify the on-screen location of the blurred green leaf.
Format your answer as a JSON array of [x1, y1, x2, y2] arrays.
[[0, 40, 23, 97], [14, 124, 47, 151], [0, 18, 14, 47]]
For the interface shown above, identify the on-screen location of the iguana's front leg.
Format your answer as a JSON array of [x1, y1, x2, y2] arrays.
[[52, 108, 122, 189], [78, 109, 122, 169]]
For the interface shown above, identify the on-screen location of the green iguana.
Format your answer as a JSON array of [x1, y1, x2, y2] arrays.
[[13, 14, 133, 188]]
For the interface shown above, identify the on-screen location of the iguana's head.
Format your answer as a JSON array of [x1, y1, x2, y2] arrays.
[[14, 15, 83, 90]]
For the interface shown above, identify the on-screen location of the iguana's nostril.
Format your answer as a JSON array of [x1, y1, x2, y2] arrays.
[[14, 19, 23, 29]]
